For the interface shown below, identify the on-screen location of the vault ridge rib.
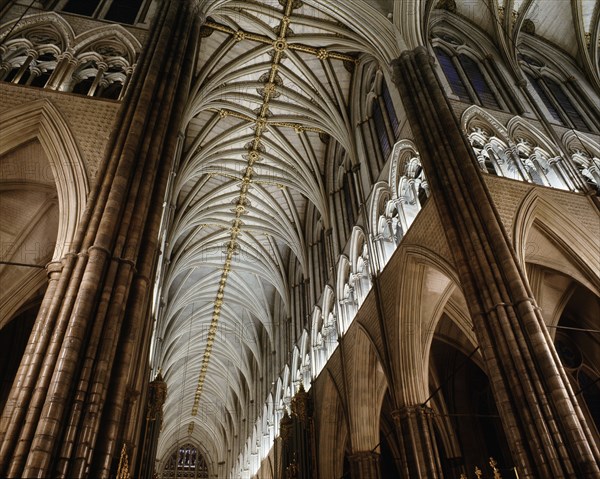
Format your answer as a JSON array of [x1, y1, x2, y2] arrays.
[[191, 0, 298, 416]]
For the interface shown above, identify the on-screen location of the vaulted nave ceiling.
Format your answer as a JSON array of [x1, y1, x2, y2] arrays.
[[153, 0, 400, 464], [151, 0, 600, 468]]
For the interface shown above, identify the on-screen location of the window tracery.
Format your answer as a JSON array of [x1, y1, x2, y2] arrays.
[[337, 258, 356, 335], [368, 74, 400, 162], [396, 154, 429, 229], [0, 37, 60, 87], [0, 16, 138, 100], [336, 154, 359, 243], [351, 234, 371, 306], [468, 127, 524, 180], [432, 36, 504, 111], [462, 112, 585, 191], [68, 56, 128, 99], [58, 0, 147, 25], [513, 138, 569, 190], [162, 443, 209, 479], [520, 54, 598, 133]]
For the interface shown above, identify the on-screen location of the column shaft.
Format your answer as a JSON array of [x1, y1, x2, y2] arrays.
[[348, 451, 380, 479], [392, 47, 600, 478], [0, 1, 200, 477], [392, 406, 442, 478]]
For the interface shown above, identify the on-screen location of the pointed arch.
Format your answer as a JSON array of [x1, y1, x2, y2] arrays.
[[513, 189, 600, 295], [73, 24, 142, 64], [343, 324, 388, 452], [506, 116, 560, 156], [461, 105, 510, 140], [0, 12, 75, 50], [315, 371, 348, 479], [0, 99, 89, 262], [392, 245, 460, 407]]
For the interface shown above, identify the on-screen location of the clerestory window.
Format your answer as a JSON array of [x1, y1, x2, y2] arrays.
[[369, 77, 400, 161], [434, 46, 502, 110], [525, 72, 595, 132], [59, 0, 146, 25]]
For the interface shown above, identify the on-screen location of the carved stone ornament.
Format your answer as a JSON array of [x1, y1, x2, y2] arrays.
[[290, 383, 310, 422], [436, 0, 457, 13], [280, 410, 293, 441], [522, 19, 536, 35]]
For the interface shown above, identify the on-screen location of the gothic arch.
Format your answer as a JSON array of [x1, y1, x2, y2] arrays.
[[526, 264, 580, 338], [428, 9, 497, 57], [562, 131, 600, 158], [461, 105, 510, 140], [73, 25, 141, 64], [506, 117, 560, 157], [368, 182, 391, 234], [0, 12, 75, 50], [336, 255, 354, 335], [392, 245, 460, 407], [513, 190, 600, 295], [0, 100, 88, 324], [349, 227, 371, 305], [0, 99, 88, 260], [315, 372, 348, 479], [343, 324, 388, 452], [158, 440, 214, 479], [562, 131, 600, 190]]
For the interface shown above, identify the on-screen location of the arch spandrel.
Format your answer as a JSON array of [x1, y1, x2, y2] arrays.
[[0, 100, 88, 325]]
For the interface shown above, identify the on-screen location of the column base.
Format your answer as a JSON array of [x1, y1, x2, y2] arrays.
[[393, 406, 442, 478], [348, 451, 380, 479]]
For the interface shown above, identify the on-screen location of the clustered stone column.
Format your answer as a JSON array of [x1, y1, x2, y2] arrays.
[[348, 451, 380, 479], [0, 1, 200, 477], [135, 372, 167, 479], [391, 46, 600, 478], [392, 405, 442, 478]]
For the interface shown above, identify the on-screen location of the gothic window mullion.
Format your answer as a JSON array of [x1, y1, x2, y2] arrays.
[[377, 95, 395, 152], [25, 65, 43, 86], [0, 60, 12, 81], [359, 120, 377, 182], [483, 145, 501, 175], [543, 77, 591, 132], [563, 77, 600, 131], [458, 54, 500, 109], [62, 0, 103, 17], [484, 55, 523, 113], [96, 0, 114, 19], [507, 143, 530, 181], [47, 51, 76, 90], [337, 186, 350, 241], [372, 99, 392, 161], [366, 116, 385, 172], [526, 72, 564, 125], [118, 65, 135, 100], [548, 156, 576, 191], [476, 56, 505, 109], [434, 46, 470, 101], [451, 54, 480, 106], [537, 77, 573, 128], [105, 0, 146, 24], [382, 80, 400, 136]]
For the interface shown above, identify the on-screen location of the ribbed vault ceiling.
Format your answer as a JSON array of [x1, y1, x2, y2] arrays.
[[154, 0, 398, 465], [152, 0, 599, 468]]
